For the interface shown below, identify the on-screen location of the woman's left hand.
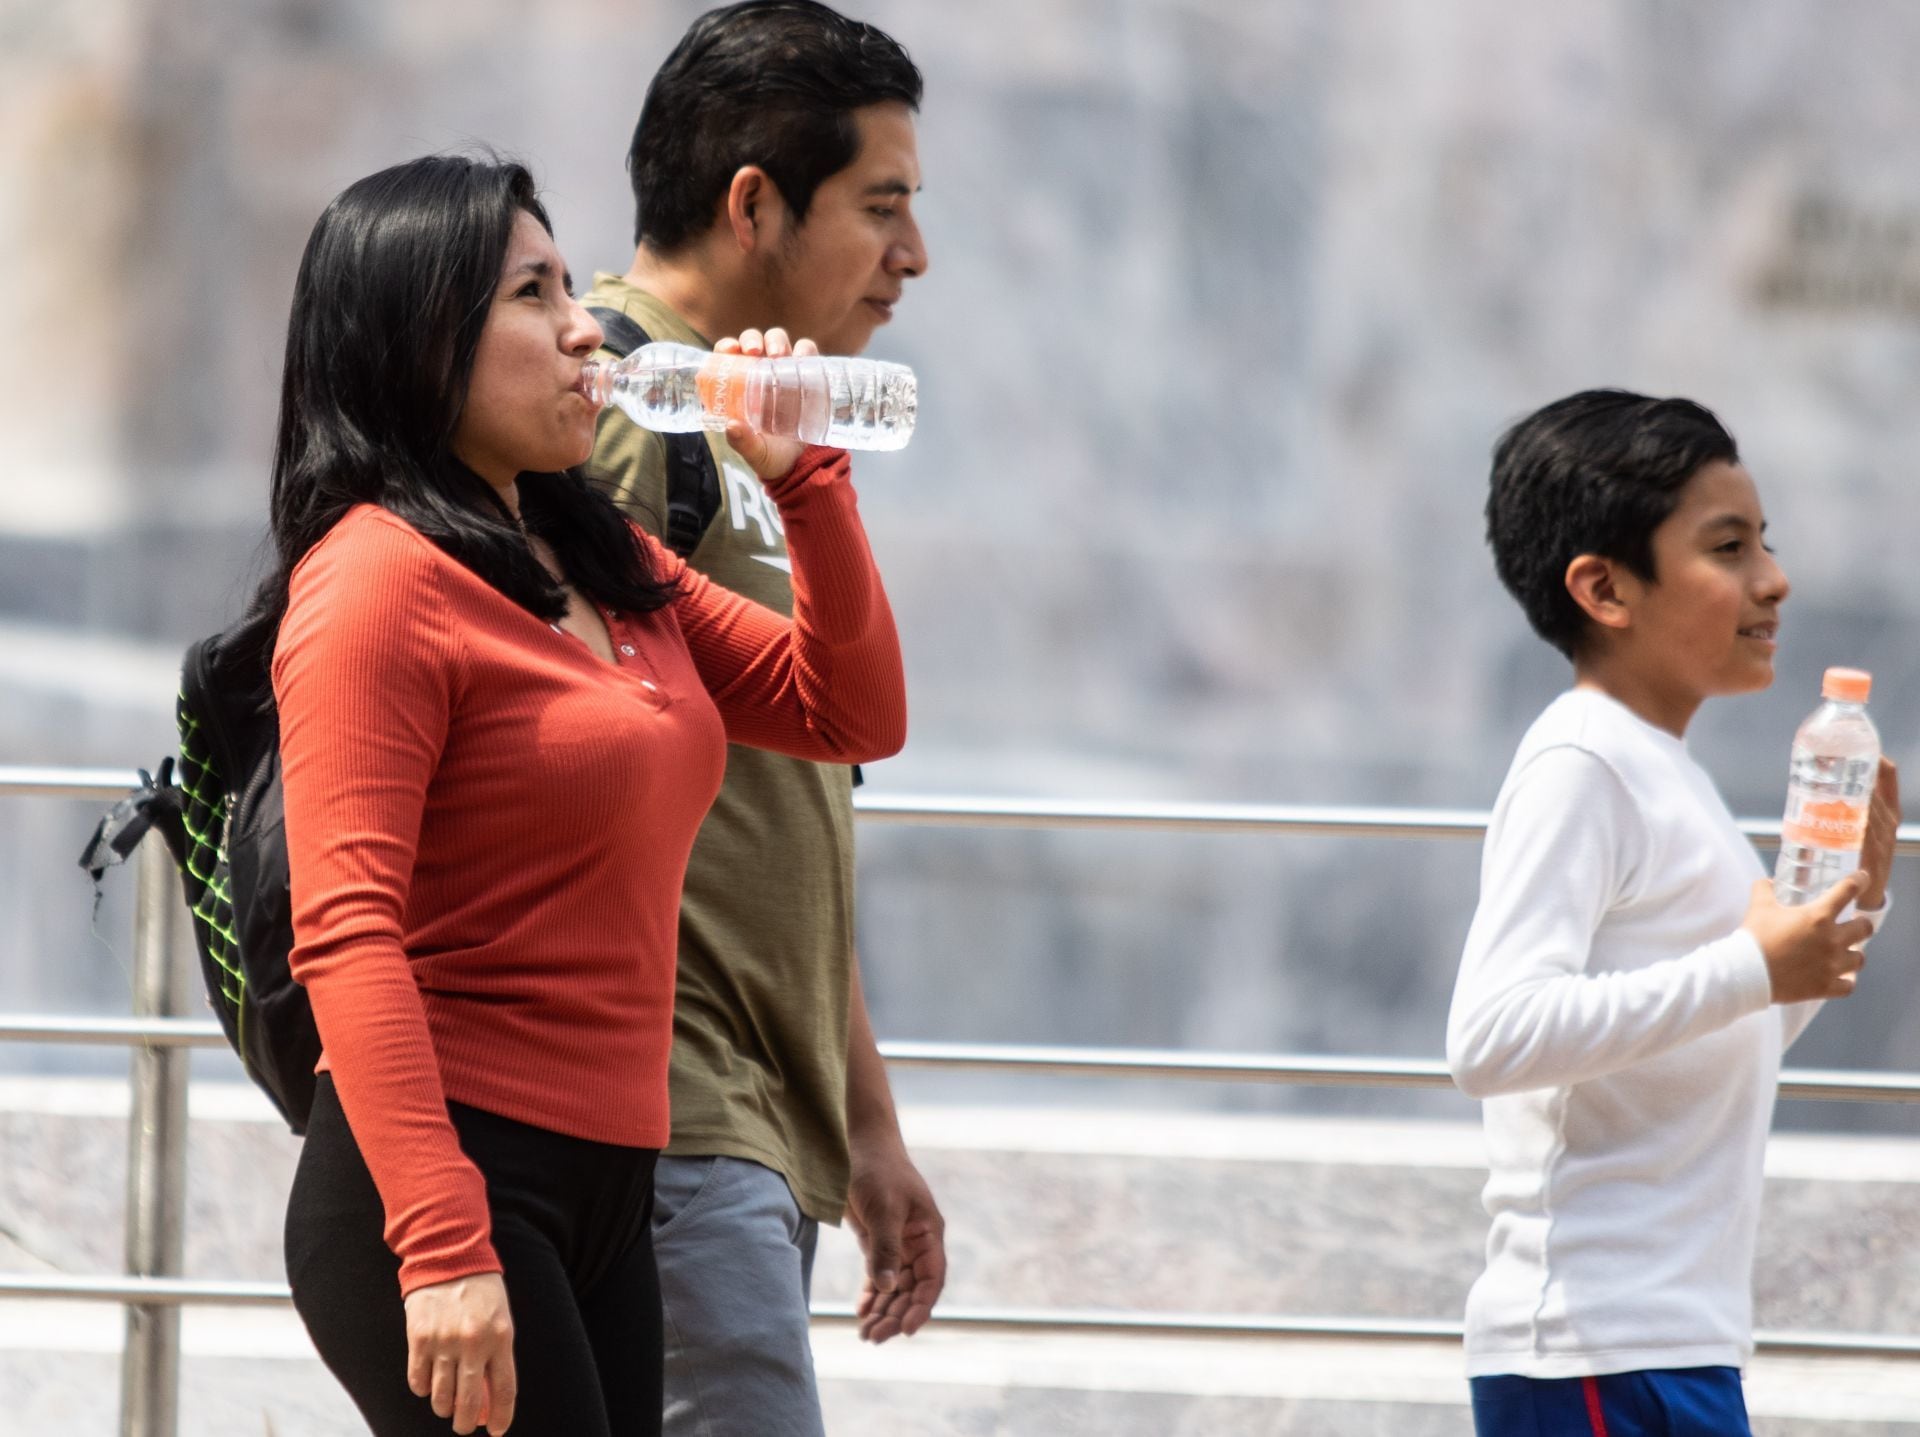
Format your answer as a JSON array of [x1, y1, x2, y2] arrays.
[[717, 327, 820, 481]]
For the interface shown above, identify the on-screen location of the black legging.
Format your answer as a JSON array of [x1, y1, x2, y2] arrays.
[[286, 1075, 662, 1436]]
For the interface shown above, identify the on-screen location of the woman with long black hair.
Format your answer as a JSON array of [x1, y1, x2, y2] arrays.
[[252, 154, 905, 1436]]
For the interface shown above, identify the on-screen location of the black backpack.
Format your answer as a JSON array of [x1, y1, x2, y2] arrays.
[[80, 631, 317, 1131], [170, 633, 317, 1127], [78, 320, 725, 1134]]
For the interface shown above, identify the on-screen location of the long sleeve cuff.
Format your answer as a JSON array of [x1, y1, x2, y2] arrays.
[[1721, 926, 1776, 1014], [763, 445, 849, 504]]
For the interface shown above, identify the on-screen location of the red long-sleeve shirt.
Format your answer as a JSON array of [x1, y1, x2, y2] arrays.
[[273, 447, 904, 1296]]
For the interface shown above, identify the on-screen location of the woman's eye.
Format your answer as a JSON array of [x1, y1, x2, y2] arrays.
[[515, 280, 541, 299]]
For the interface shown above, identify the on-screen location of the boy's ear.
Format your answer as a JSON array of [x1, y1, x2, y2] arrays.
[[1565, 553, 1634, 633]]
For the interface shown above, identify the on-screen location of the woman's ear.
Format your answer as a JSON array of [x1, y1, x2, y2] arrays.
[[1565, 553, 1634, 633]]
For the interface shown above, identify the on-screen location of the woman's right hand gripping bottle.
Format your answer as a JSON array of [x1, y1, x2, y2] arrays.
[[1774, 667, 1881, 906]]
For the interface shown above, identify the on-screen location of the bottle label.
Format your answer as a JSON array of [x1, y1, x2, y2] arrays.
[[1781, 796, 1870, 851], [695, 357, 753, 425]]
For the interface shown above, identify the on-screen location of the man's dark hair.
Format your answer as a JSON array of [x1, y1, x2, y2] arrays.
[[1486, 388, 1740, 658], [230, 153, 679, 684], [628, 0, 922, 251]]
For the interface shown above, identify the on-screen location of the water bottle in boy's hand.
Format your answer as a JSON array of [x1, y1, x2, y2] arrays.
[[581, 341, 917, 452], [1774, 667, 1880, 905]]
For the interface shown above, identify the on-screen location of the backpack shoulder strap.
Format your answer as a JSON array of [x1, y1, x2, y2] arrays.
[[587, 306, 721, 559], [586, 305, 650, 361]]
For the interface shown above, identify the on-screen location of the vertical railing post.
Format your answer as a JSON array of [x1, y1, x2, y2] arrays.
[[121, 831, 189, 1437]]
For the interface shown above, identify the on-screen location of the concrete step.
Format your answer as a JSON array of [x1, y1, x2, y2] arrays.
[[2, 1081, 1919, 1435]]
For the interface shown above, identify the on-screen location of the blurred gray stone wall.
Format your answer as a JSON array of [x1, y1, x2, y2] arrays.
[[5, 0, 1920, 1123]]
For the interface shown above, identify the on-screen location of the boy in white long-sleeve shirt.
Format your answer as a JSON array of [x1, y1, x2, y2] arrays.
[[1448, 389, 1899, 1437]]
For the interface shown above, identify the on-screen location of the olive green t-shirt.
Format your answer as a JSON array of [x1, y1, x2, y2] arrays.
[[582, 272, 855, 1223]]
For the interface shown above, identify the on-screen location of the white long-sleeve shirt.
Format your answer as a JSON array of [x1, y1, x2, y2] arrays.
[[1448, 688, 1879, 1379]]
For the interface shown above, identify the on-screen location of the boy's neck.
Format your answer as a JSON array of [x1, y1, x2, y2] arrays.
[[1571, 655, 1699, 739]]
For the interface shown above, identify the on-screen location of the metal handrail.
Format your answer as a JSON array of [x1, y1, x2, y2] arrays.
[[0, 1275, 293, 1308], [0, 1016, 225, 1048], [875, 1041, 1920, 1104], [812, 1306, 1920, 1360], [8, 764, 1920, 1434], [856, 794, 1499, 839], [2, 1273, 1916, 1362], [120, 835, 189, 1436], [8, 1023, 1920, 1103], [8, 767, 1920, 851], [855, 793, 1920, 852], [0, 766, 157, 800]]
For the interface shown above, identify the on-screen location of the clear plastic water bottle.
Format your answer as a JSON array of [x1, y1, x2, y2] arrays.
[[1773, 667, 1880, 905], [580, 341, 916, 452]]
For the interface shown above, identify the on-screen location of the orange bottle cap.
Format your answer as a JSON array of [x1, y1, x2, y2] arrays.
[[1822, 666, 1872, 703]]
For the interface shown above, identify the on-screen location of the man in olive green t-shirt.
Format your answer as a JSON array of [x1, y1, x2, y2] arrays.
[[585, 6, 940, 1433]]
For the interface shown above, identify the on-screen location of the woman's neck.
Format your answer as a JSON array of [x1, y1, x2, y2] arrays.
[[450, 445, 523, 521], [488, 476, 522, 523]]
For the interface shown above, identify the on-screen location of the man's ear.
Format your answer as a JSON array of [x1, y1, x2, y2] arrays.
[[724, 166, 782, 253], [1565, 553, 1635, 633]]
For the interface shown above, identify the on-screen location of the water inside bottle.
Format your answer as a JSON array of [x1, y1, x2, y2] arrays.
[[1774, 748, 1877, 904]]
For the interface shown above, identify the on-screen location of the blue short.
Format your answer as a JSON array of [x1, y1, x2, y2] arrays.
[[1470, 1367, 1749, 1436]]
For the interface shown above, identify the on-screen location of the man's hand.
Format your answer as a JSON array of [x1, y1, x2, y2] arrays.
[[1745, 872, 1876, 1003], [845, 1137, 945, 1344], [1859, 757, 1901, 911], [716, 327, 819, 480], [403, 1271, 516, 1434]]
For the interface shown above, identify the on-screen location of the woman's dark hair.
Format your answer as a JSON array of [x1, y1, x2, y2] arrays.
[[1486, 388, 1740, 658], [628, 0, 923, 251], [231, 153, 677, 683]]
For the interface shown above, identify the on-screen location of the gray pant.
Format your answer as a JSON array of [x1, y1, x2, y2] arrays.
[[654, 1154, 824, 1437]]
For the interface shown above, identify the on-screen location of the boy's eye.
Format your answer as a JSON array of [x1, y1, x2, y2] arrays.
[[870, 206, 896, 220]]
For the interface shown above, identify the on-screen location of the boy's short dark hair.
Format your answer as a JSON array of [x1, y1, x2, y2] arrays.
[[627, 0, 923, 252], [1487, 389, 1740, 658]]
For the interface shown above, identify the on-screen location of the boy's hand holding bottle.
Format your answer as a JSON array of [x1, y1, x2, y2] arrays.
[[1744, 872, 1875, 1003], [1745, 755, 1898, 1002], [1748, 669, 1900, 1003]]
